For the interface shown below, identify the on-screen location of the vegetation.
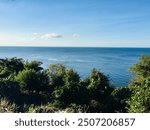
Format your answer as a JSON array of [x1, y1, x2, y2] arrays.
[[0, 55, 150, 113], [127, 55, 150, 112]]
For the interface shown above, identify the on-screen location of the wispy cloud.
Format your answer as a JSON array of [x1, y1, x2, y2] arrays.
[[30, 33, 63, 40], [0, 32, 63, 42], [40, 33, 63, 39]]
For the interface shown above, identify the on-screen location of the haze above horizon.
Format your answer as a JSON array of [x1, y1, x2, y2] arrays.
[[0, 0, 150, 47]]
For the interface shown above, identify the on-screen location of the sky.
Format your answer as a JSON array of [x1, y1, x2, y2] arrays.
[[0, 0, 150, 47]]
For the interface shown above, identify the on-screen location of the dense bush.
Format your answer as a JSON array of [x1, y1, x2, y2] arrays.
[[127, 55, 150, 112], [0, 55, 149, 113], [0, 79, 20, 102], [25, 60, 43, 72], [111, 87, 131, 112], [127, 78, 150, 112], [48, 64, 86, 105], [0, 58, 24, 78], [85, 68, 114, 112], [129, 55, 150, 84], [15, 69, 49, 92]]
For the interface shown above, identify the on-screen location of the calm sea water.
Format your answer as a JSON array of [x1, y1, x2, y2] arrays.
[[0, 47, 150, 86]]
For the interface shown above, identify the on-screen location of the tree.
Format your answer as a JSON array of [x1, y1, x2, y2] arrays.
[[85, 68, 113, 112], [127, 77, 150, 112], [127, 55, 150, 112], [47, 64, 66, 87], [0, 79, 20, 102], [0, 57, 24, 78], [56, 69, 81, 104], [25, 60, 43, 72], [48, 64, 82, 105], [15, 69, 49, 92], [111, 87, 131, 112], [86, 68, 110, 100], [129, 55, 150, 83]]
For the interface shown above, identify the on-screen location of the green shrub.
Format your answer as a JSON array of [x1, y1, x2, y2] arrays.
[[0, 79, 20, 102], [86, 68, 111, 99], [47, 64, 66, 87], [83, 68, 114, 112], [0, 56, 149, 113], [127, 55, 150, 113], [51, 67, 81, 105], [111, 87, 131, 112], [0, 57, 24, 78], [25, 60, 43, 72], [129, 55, 150, 83], [16, 69, 49, 92], [127, 77, 150, 113]]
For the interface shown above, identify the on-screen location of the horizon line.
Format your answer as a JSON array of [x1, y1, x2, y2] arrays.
[[0, 45, 150, 49]]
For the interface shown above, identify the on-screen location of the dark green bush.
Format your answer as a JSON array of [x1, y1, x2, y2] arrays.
[[0, 55, 149, 113], [127, 77, 150, 113], [47, 64, 66, 88], [84, 68, 114, 112], [49, 65, 82, 105], [15, 69, 49, 92], [0, 79, 20, 102], [127, 55, 150, 113], [111, 87, 131, 112], [129, 55, 150, 84], [25, 60, 43, 72], [0, 57, 24, 78]]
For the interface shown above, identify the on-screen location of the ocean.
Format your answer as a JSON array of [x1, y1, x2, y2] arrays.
[[0, 47, 150, 86]]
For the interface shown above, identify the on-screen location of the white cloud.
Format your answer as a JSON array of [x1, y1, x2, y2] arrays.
[[72, 33, 80, 38], [0, 32, 63, 44], [40, 33, 63, 39], [29, 33, 63, 40]]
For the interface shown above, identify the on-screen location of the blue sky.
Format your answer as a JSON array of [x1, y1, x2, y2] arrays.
[[0, 0, 150, 47]]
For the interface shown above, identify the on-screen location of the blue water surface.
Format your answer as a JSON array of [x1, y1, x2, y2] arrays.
[[0, 47, 150, 86]]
